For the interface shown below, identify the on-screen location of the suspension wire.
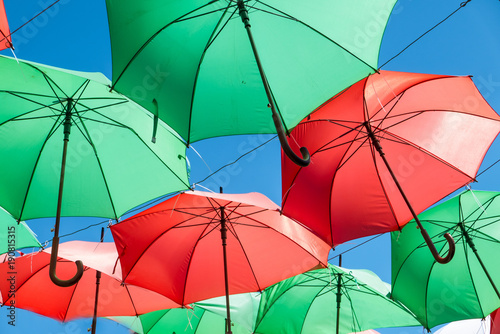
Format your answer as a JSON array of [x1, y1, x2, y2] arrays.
[[379, 0, 472, 69], [477, 158, 500, 178], [328, 234, 384, 262], [0, 0, 62, 46], [38, 135, 278, 244], [194, 135, 278, 185]]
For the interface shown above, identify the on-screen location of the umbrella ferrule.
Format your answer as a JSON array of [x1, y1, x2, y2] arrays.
[[220, 206, 228, 244], [363, 121, 384, 156], [237, 1, 251, 28], [335, 273, 342, 305], [63, 99, 73, 140], [459, 222, 477, 251]]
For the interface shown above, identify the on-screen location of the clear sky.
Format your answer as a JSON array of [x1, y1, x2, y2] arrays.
[[0, 0, 500, 333]]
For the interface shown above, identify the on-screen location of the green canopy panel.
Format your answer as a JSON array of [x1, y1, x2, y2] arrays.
[[0, 208, 41, 255]]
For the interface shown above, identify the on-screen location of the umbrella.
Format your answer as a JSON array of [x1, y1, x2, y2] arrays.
[[391, 190, 500, 330], [110, 189, 330, 334], [0, 240, 181, 327], [0, 54, 190, 286], [0, 207, 41, 255], [252, 264, 421, 334], [434, 317, 491, 334], [281, 70, 500, 263], [109, 305, 251, 334], [0, 0, 11, 50], [104, 0, 398, 166]]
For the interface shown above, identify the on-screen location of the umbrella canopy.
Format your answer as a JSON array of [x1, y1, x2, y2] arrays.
[[434, 317, 491, 334], [391, 190, 500, 330], [109, 305, 251, 334], [110, 189, 330, 333], [252, 264, 421, 334], [0, 0, 11, 50], [0, 207, 41, 255], [0, 241, 181, 322], [105, 0, 398, 165], [0, 54, 190, 286], [282, 70, 500, 260]]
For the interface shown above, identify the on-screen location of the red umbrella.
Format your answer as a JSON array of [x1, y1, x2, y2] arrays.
[[492, 308, 500, 334], [0, 241, 180, 323], [282, 70, 500, 263], [0, 0, 12, 50], [110, 189, 330, 334]]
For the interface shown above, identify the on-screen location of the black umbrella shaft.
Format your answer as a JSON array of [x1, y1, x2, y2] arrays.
[[50, 98, 84, 288], [220, 206, 232, 334], [54, 104, 73, 238], [363, 122, 455, 264], [459, 223, 500, 299], [91, 228, 105, 334], [236, 0, 310, 167], [336, 273, 342, 334]]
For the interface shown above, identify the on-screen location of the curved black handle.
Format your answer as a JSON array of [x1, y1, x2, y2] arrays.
[[418, 227, 456, 264], [49, 236, 84, 287], [271, 110, 310, 167]]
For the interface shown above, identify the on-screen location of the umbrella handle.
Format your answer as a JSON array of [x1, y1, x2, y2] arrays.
[[419, 228, 455, 264], [272, 110, 311, 167], [49, 236, 84, 287]]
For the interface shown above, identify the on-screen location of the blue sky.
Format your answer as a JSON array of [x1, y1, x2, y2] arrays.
[[1, 0, 500, 333]]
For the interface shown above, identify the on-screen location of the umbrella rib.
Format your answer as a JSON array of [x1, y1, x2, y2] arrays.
[[111, 0, 221, 90], [28, 63, 69, 103], [297, 280, 328, 334], [123, 284, 141, 317], [223, 218, 264, 293], [148, 309, 169, 332], [255, 274, 319, 330], [0, 92, 65, 125], [62, 265, 86, 322], [363, 91, 404, 232], [70, 89, 120, 220], [0, 89, 61, 98], [378, 126, 480, 182], [75, 105, 191, 200], [253, 0, 378, 72], [0, 255, 51, 304], [17, 111, 65, 220], [460, 224, 489, 318], [187, 2, 233, 144], [181, 219, 216, 306]]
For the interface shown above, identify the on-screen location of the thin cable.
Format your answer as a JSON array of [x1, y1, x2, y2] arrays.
[[328, 234, 384, 262], [195, 135, 277, 185], [41, 135, 278, 243], [379, 0, 472, 69], [0, 0, 62, 45], [476, 157, 500, 178], [58, 219, 109, 240]]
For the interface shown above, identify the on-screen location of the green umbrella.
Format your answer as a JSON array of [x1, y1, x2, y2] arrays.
[[0, 55, 190, 286], [253, 264, 420, 334], [391, 190, 500, 330], [109, 306, 251, 334], [0, 207, 41, 255], [105, 0, 398, 166]]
